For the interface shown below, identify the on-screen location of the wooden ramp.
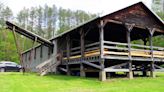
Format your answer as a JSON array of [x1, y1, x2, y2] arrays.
[[36, 55, 60, 76]]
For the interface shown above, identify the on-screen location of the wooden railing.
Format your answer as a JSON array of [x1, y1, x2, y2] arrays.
[[103, 41, 164, 58], [62, 41, 164, 64], [62, 42, 100, 64]]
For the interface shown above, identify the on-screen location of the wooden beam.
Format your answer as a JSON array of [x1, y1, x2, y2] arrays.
[[128, 61, 133, 79], [99, 20, 105, 69], [80, 29, 85, 77], [12, 26, 24, 73], [99, 20, 104, 59], [66, 35, 71, 75], [99, 20, 106, 81], [59, 67, 67, 72], [104, 69, 129, 72], [99, 70, 106, 81], [147, 28, 155, 60], [6, 21, 54, 48], [82, 61, 101, 69], [154, 64, 164, 69], [107, 62, 128, 69], [147, 28, 156, 78], [125, 23, 135, 60], [124, 23, 135, 79], [104, 19, 164, 33]]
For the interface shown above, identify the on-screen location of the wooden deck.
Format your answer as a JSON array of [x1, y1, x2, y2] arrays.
[[61, 41, 164, 65]]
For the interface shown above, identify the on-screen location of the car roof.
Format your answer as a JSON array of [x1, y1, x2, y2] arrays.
[[0, 61, 17, 64]]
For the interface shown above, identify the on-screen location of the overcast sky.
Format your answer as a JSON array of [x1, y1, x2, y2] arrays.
[[2, 0, 152, 16]]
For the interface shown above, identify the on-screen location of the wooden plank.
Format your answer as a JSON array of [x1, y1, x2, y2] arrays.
[[82, 60, 101, 69], [70, 51, 81, 55], [85, 47, 99, 52], [70, 42, 100, 51], [104, 51, 129, 56], [108, 62, 128, 69], [85, 42, 100, 48], [71, 46, 81, 51], [103, 51, 164, 58], [104, 68, 129, 72], [104, 46, 128, 50], [59, 67, 67, 72], [131, 44, 150, 49], [154, 64, 164, 69], [65, 50, 164, 60], [104, 41, 127, 46], [153, 51, 164, 56], [104, 55, 152, 61], [153, 55, 164, 58], [85, 49, 99, 54], [103, 40, 164, 51]]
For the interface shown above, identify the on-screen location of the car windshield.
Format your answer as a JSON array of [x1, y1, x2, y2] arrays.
[[5, 62, 17, 65]]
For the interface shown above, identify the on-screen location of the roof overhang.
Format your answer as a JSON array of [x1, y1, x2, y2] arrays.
[[6, 21, 54, 48]]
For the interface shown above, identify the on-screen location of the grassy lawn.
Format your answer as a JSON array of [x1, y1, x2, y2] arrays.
[[0, 72, 164, 92]]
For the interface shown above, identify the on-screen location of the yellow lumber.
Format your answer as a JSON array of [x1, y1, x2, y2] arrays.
[[153, 51, 164, 56], [104, 51, 128, 56], [63, 49, 164, 60]]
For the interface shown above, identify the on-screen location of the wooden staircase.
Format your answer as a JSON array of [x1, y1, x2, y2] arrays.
[[36, 55, 61, 76]]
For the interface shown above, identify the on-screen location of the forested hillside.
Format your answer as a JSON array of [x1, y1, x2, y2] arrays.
[[0, 2, 163, 63]]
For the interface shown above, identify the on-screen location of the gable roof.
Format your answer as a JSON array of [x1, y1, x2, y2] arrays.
[[50, 1, 164, 41], [22, 1, 164, 54]]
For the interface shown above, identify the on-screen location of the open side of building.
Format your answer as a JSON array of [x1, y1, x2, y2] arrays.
[[6, 2, 164, 81]]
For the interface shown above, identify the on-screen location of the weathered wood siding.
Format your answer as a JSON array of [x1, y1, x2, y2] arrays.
[[103, 3, 164, 31], [22, 45, 52, 71]]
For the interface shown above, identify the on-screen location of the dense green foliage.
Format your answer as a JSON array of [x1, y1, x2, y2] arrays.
[[0, 72, 164, 92], [0, 29, 18, 62]]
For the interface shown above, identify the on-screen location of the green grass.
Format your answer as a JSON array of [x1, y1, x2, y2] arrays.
[[0, 72, 164, 92]]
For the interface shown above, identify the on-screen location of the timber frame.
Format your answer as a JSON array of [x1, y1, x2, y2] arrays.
[[6, 2, 164, 81]]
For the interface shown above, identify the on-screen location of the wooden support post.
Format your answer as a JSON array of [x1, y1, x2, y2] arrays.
[[143, 68, 147, 77], [125, 23, 135, 79], [12, 26, 24, 73], [28, 37, 37, 72], [99, 20, 106, 81], [80, 29, 85, 77], [66, 35, 71, 75], [150, 61, 155, 78], [128, 61, 133, 79], [99, 70, 106, 81], [148, 28, 156, 78]]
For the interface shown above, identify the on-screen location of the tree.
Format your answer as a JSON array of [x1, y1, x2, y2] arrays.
[[51, 5, 57, 37], [29, 7, 37, 32], [36, 6, 44, 37]]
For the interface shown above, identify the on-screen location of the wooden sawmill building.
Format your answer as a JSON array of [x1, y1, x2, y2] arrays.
[[6, 2, 164, 81]]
